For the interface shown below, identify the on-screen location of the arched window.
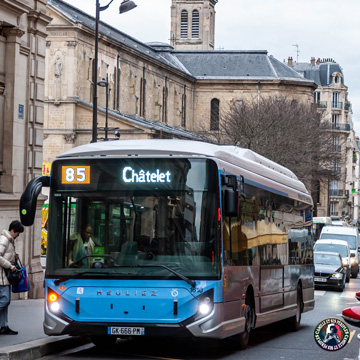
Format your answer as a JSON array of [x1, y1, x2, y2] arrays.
[[181, 10, 188, 38], [192, 10, 199, 38], [210, 98, 219, 131]]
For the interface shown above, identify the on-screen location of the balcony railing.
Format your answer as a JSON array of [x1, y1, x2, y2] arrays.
[[315, 101, 327, 109], [332, 101, 343, 109], [332, 145, 341, 152], [330, 211, 339, 216], [331, 167, 341, 175], [330, 189, 344, 196], [331, 123, 351, 131]]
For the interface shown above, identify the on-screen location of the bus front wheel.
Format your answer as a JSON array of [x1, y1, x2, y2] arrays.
[[288, 284, 302, 331], [239, 303, 253, 350]]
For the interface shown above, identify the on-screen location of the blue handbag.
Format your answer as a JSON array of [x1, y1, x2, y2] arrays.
[[12, 258, 30, 293]]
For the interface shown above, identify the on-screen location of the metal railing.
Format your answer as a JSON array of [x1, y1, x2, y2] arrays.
[[332, 101, 343, 109], [332, 145, 341, 152], [329, 189, 344, 196], [314, 101, 327, 109], [331, 123, 351, 131]]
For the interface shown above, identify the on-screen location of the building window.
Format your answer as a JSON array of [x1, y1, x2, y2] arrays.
[[182, 85, 187, 128], [332, 114, 339, 128], [192, 10, 199, 38], [332, 158, 340, 175], [210, 98, 220, 131], [314, 92, 320, 104], [181, 10, 188, 38], [332, 136, 340, 152], [332, 92, 341, 108], [330, 202, 337, 217]]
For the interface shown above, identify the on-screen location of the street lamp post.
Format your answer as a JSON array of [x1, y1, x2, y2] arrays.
[[97, 75, 109, 140], [92, 0, 137, 143]]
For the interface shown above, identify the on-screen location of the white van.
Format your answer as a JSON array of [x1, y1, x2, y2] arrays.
[[313, 239, 351, 282], [320, 226, 359, 278]]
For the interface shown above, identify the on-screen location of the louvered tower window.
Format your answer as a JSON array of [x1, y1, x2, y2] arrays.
[[181, 10, 188, 38], [192, 10, 199, 38]]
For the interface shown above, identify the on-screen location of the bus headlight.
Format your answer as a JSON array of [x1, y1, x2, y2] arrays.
[[48, 289, 61, 313], [50, 301, 60, 312], [196, 290, 214, 318], [199, 297, 212, 315]]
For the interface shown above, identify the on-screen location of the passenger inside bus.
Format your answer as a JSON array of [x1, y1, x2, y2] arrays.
[[69, 225, 98, 267]]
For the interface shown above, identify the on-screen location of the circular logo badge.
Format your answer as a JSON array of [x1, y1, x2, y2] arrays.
[[314, 317, 350, 351]]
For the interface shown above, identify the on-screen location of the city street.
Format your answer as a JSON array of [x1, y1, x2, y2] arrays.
[[40, 277, 360, 360]]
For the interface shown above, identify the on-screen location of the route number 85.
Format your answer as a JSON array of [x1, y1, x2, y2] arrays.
[[61, 166, 90, 184]]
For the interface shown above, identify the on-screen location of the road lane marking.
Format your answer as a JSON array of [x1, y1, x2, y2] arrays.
[[314, 290, 326, 296], [348, 329, 356, 343], [340, 291, 356, 298]]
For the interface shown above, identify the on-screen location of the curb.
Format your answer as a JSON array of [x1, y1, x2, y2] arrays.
[[0, 335, 91, 360]]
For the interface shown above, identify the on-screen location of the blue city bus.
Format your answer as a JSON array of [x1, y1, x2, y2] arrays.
[[20, 139, 315, 348]]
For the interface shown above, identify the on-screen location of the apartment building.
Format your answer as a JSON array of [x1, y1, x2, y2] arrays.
[[291, 57, 358, 222]]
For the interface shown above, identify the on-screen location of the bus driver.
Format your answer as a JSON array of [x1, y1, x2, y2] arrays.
[[69, 225, 96, 267]]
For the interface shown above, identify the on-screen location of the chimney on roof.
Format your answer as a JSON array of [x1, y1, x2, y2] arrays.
[[316, 58, 321, 65], [287, 56, 293, 67], [310, 57, 315, 66]]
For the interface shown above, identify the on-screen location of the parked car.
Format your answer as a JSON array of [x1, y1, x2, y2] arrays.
[[314, 251, 346, 291], [319, 226, 359, 278], [313, 239, 351, 282]]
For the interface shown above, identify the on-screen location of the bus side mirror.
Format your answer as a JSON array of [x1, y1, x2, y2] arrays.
[[224, 189, 239, 217], [20, 176, 50, 226]]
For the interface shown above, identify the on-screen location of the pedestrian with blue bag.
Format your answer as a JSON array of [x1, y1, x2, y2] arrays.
[[0, 220, 24, 335]]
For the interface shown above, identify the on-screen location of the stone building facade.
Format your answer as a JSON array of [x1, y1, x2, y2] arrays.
[[291, 57, 357, 222], [44, 0, 317, 165], [0, 0, 51, 298]]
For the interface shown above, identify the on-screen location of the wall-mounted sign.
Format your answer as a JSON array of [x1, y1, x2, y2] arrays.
[[18, 105, 24, 119], [42, 162, 52, 176]]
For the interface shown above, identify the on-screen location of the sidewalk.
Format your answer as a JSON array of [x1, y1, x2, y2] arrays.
[[0, 299, 90, 360]]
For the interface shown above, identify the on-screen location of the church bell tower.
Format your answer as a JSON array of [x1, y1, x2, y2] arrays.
[[170, 0, 218, 51]]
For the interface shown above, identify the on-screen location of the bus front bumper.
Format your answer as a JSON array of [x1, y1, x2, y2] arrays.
[[44, 303, 246, 339]]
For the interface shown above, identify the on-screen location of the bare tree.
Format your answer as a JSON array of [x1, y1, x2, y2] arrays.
[[204, 95, 345, 211]]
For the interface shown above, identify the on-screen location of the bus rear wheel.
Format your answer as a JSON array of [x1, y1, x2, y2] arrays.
[[91, 336, 117, 347]]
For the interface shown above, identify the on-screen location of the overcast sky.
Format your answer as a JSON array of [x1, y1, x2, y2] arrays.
[[64, 0, 360, 135]]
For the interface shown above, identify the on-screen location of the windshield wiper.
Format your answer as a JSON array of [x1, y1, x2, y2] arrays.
[[53, 265, 196, 288], [54, 271, 111, 286], [133, 264, 196, 288]]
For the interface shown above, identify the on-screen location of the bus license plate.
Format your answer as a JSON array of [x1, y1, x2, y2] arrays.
[[108, 327, 145, 336], [314, 277, 327, 282]]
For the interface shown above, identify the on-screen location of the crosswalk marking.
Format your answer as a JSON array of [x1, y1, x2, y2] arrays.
[[314, 290, 358, 299], [340, 291, 357, 298]]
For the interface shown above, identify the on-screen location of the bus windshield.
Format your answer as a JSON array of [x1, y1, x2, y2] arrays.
[[46, 158, 220, 280]]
